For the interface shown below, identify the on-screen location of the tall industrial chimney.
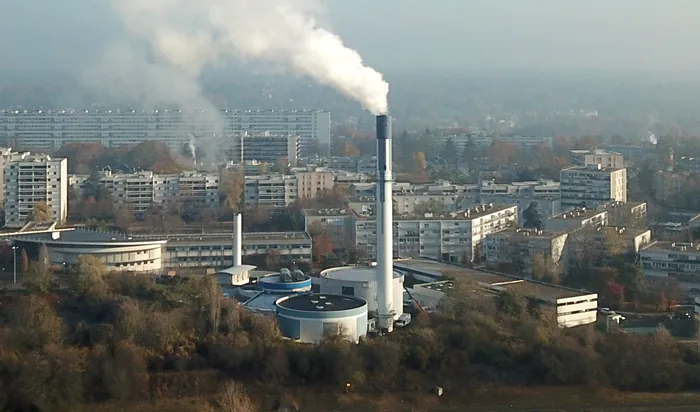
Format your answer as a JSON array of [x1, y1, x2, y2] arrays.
[[376, 114, 394, 332], [233, 213, 242, 267]]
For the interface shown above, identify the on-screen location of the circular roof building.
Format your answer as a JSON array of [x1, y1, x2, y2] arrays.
[[319, 266, 404, 320], [275, 293, 368, 343]]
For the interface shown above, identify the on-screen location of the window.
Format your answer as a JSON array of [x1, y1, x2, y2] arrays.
[[341, 286, 354, 296]]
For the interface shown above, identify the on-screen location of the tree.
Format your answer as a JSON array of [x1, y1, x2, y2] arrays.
[[220, 169, 244, 217], [532, 253, 559, 283], [440, 137, 459, 166], [29, 202, 51, 223], [522, 202, 544, 230], [490, 139, 519, 167], [25, 244, 52, 293], [213, 382, 257, 412], [412, 151, 427, 171], [20, 248, 29, 273], [7, 295, 64, 350], [72, 255, 109, 302], [462, 135, 478, 167], [312, 234, 334, 263], [340, 142, 360, 157], [114, 207, 135, 231]]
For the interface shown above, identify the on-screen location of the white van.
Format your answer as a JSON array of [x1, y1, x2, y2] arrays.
[[395, 313, 412, 328]]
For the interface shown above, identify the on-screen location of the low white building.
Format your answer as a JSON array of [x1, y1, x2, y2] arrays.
[[398, 259, 597, 328]]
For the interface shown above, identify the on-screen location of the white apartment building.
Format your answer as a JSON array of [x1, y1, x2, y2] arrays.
[[98, 169, 219, 214], [640, 241, 700, 291], [352, 204, 518, 263], [570, 149, 625, 169], [479, 194, 562, 222], [479, 179, 560, 196], [228, 132, 301, 166], [484, 228, 569, 277], [0, 109, 331, 156], [435, 134, 554, 150], [244, 171, 334, 208], [5, 155, 68, 227], [560, 164, 627, 210]]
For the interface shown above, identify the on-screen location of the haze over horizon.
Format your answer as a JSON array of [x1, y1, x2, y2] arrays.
[[1, 0, 699, 75]]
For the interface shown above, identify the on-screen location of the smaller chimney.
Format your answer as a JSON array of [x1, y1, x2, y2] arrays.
[[233, 213, 242, 267]]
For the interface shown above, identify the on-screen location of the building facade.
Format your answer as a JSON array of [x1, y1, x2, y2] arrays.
[[570, 149, 625, 169], [484, 228, 569, 277], [228, 132, 301, 166], [352, 205, 518, 263], [5, 155, 68, 227], [640, 241, 700, 291], [98, 169, 219, 214], [244, 171, 334, 208], [0, 109, 330, 156], [560, 164, 627, 209]]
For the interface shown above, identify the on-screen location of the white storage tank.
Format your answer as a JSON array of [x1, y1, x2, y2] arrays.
[[319, 266, 404, 320], [275, 294, 368, 343]]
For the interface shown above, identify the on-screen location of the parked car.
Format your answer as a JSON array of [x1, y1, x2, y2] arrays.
[[395, 313, 412, 328]]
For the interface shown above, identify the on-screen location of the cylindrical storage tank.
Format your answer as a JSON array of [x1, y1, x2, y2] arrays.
[[259, 274, 312, 293], [275, 294, 368, 343], [319, 266, 404, 320]]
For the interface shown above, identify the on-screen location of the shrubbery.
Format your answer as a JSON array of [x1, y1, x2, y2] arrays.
[[1, 267, 699, 411]]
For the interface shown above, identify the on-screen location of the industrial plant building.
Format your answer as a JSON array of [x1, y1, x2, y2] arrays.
[[0, 109, 331, 156], [275, 294, 369, 343]]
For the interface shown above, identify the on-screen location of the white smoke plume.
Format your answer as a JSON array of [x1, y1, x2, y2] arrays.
[[109, 0, 390, 114]]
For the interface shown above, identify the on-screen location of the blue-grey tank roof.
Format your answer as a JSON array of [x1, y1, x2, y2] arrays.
[[276, 293, 366, 312]]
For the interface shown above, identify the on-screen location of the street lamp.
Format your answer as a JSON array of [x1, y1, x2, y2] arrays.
[[11, 246, 18, 285]]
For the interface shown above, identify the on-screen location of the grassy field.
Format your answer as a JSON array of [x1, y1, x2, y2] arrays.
[[90, 386, 700, 412]]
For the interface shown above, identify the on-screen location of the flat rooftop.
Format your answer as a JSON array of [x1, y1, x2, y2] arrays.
[[302, 208, 351, 217], [135, 231, 311, 245], [352, 204, 517, 221], [549, 208, 607, 221], [321, 266, 403, 282], [276, 293, 366, 312], [490, 228, 567, 239], [12, 229, 166, 244], [642, 241, 700, 254], [562, 165, 624, 173], [395, 259, 591, 302]]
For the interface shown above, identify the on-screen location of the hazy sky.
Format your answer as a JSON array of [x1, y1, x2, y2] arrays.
[[1, 0, 699, 73]]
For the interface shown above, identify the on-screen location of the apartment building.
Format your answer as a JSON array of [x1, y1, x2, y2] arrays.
[[652, 171, 690, 201], [5, 155, 68, 227], [560, 164, 627, 209], [0, 109, 330, 156], [568, 226, 651, 272], [351, 204, 518, 263], [244, 171, 334, 208], [484, 228, 569, 277], [97, 169, 219, 214], [228, 132, 300, 166], [302, 208, 353, 248], [598, 201, 648, 226], [311, 156, 378, 175], [570, 149, 625, 169], [479, 194, 561, 222], [436, 134, 554, 150], [640, 241, 700, 291], [546, 208, 609, 232], [479, 179, 560, 196]]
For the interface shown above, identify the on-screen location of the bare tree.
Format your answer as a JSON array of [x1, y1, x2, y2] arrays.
[[213, 382, 257, 412]]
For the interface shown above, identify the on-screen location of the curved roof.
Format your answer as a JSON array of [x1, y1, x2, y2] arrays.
[[321, 266, 403, 282], [276, 293, 366, 313]]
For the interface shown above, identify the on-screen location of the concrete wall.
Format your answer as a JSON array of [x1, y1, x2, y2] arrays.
[[276, 308, 368, 343]]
